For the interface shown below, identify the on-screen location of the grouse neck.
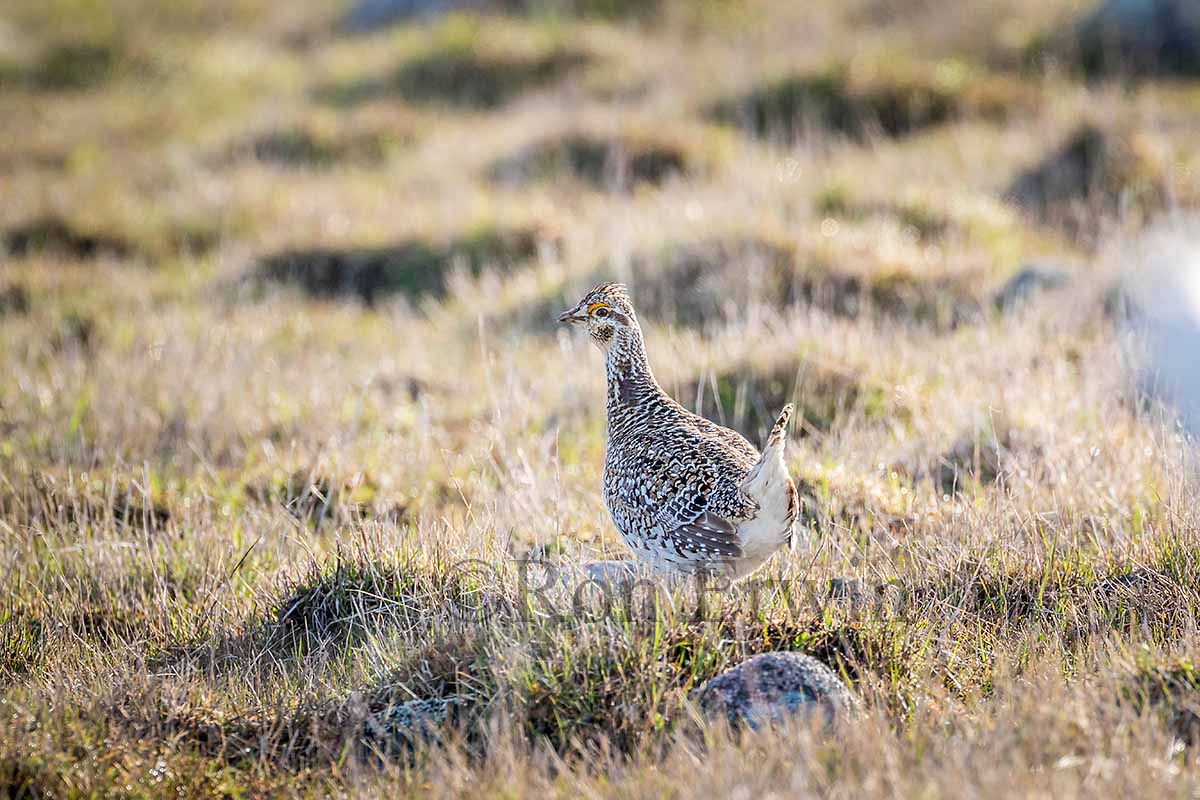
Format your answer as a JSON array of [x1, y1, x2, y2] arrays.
[[604, 325, 664, 412]]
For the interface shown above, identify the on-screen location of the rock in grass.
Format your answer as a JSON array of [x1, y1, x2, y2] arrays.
[[580, 560, 642, 585], [365, 696, 469, 753], [695, 652, 856, 730]]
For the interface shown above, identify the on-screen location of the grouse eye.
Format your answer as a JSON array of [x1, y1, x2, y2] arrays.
[[594, 307, 611, 318]]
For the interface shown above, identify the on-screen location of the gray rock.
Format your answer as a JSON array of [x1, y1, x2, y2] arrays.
[[1076, 0, 1200, 76], [581, 559, 642, 585], [694, 651, 856, 730], [548, 559, 667, 590], [993, 265, 1070, 312], [365, 696, 468, 752], [576, 560, 678, 610]]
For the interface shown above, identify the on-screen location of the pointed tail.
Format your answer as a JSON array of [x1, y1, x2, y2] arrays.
[[741, 403, 794, 494], [764, 403, 793, 452]]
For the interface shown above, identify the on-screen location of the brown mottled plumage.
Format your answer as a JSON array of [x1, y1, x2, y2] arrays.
[[558, 283, 800, 579]]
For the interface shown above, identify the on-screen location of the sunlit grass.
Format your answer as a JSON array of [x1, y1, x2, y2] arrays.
[[3, 0, 1200, 796]]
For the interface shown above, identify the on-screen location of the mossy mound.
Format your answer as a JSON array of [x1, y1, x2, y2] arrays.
[[3, 216, 133, 260], [47, 309, 99, 354], [1006, 123, 1169, 239], [327, 28, 587, 108], [233, 128, 385, 168], [252, 225, 555, 305], [814, 186, 951, 241], [803, 269, 981, 329], [388, 48, 585, 108], [597, 234, 981, 332], [711, 59, 1037, 143], [620, 236, 798, 328], [491, 130, 703, 190], [9, 36, 135, 90], [0, 284, 31, 316]]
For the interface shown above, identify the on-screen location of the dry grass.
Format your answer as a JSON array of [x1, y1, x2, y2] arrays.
[[4, 0, 1200, 796]]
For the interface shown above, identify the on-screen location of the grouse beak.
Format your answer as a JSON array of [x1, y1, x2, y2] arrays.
[[557, 306, 587, 325]]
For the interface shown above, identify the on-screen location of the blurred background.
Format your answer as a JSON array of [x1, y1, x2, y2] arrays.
[[3, 0, 1200, 525]]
